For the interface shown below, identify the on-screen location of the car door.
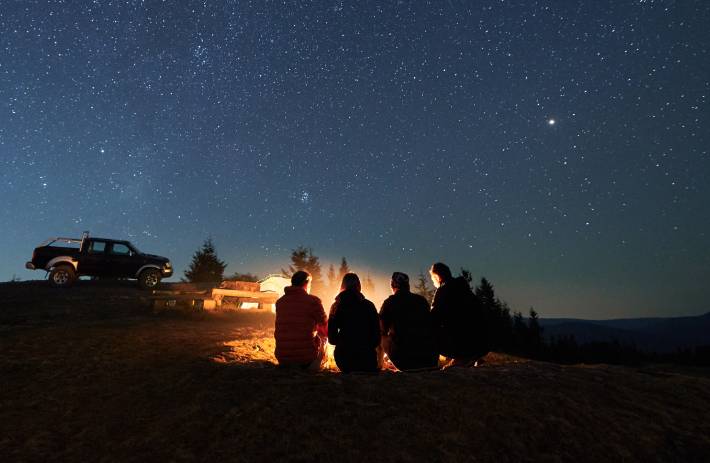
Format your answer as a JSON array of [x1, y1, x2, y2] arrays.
[[78, 240, 109, 276], [106, 242, 138, 278]]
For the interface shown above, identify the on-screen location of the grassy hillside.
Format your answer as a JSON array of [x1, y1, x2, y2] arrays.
[[541, 313, 710, 352], [1, 281, 709, 462]]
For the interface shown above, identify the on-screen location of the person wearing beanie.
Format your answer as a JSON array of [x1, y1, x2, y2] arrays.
[[379, 272, 438, 371]]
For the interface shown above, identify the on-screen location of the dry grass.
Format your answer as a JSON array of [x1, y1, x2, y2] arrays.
[[1, 281, 710, 462]]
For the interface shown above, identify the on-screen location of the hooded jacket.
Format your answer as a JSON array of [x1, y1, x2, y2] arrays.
[[328, 289, 380, 372], [430, 276, 487, 359]]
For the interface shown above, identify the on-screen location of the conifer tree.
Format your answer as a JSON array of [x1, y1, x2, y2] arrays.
[[183, 238, 227, 283], [326, 263, 337, 294], [474, 277, 515, 352], [226, 272, 259, 282], [283, 246, 324, 296], [337, 257, 350, 281], [363, 274, 375, 297], [475, 277, 496, 309], [512, 310, 529, 353], [527, 307, 543, 353], [414, 271, 435, 305], [460, 267, 474, 290]]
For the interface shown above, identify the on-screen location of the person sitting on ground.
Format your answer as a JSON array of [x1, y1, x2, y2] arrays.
[[274, 270, 328, 370], [328, 273, 381, 373], [429, 262, 488, 367], [379, 272, 438, 371]]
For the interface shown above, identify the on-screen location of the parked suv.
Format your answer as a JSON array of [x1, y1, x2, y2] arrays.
[[25, 233, 173, 289]]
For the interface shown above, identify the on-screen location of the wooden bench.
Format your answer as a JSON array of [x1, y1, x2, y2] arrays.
[[150, 290, 214, 312], [211, 288, 280, 310], [149, 289, 280, 313]]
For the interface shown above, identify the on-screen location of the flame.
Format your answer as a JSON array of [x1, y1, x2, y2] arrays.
[[324, 342, 337, 370]]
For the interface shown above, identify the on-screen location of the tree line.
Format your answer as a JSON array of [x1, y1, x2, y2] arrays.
[[182, 239, 710, 367]]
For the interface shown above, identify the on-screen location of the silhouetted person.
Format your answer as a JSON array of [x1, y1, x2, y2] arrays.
[[429, 262, 487, 366], [379, 272, 438, 371], [274, 270, 328, 370], [328, 273, 380, 373]]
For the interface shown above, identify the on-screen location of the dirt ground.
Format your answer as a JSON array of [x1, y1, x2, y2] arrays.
[[1, 281, 709, 462]]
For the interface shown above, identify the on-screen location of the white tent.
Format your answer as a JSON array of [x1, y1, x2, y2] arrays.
[[259, 274, 290, 295]]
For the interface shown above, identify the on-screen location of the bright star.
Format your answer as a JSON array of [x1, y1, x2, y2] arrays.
[[548, 119, 556, 126]]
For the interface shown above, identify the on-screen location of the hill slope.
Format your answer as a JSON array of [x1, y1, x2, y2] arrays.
[[1, 281, 709, 462], [541, 313, 710, 352]]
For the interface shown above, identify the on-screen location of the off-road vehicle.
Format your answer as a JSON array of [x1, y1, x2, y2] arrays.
[[26, 232, 173, 289]]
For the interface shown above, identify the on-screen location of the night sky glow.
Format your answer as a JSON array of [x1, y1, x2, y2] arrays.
[[2, 1, 709, 318]]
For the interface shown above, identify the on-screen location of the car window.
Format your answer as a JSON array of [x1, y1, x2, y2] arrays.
[[110, 243, 131, 255], [89, 241, 106, 254], [47, 239, 81, 249]]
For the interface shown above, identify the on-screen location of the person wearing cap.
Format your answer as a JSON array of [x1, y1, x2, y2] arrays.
[[379, 272, 438, 371], [429, 262, 488, 366], [274, 270, 328, 370], [328, 273, 381, 373]]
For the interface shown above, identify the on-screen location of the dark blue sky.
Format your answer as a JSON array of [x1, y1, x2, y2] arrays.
[[2, 1, 709, 318]]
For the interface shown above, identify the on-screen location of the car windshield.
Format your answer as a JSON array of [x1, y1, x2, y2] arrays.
[[127, 242, 140, 254]]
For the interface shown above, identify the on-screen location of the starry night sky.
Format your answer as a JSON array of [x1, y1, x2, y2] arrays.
[[2, 1, 709, 318]]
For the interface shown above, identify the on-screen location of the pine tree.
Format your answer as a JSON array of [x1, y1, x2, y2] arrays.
[[337, 257, 350, 281], [497, 300, 514, 350], [283, 246, 310, 275], [363, 274, 375, 297], [414, 271, 435, 305], [183, 238, 227, 284], [527, 307, 543, 354], [282, 246, 324, 296], [512, 310, 529, 353], [226, 272, 260, 282], [460, 267, 474, 290], [475, 277, 496, 309], [326, 263, 337, 294]]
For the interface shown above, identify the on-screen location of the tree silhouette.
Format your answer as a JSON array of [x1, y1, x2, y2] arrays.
[[183, 238, 226, 284], [527, 307, 543, 355], [512, 311, 529, 353], [460, 267, 474, 289], [226, 272, 260, 282], [326, 263, 337, 295], [362, 273, 375, 297], [474, 277, 495, 308], [337, 257, 350, 281], [282, 246, 324, 297], [413, 271, 435, 305], [474, 277, 513, 351]]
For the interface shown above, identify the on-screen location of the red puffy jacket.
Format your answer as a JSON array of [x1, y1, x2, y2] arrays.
[[274, 286, 327, 364]]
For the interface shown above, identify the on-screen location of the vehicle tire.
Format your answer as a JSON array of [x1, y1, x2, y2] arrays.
[[138, 268, 161, 290], [49, 265, 76, 288]]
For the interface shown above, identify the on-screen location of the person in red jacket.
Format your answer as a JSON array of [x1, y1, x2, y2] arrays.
[[274, 270, 328, 370]]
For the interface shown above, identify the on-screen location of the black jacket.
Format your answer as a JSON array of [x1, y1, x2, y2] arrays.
[[379, 289, 437, 370], [328, 289, 380, 372], [430, 276, 487, 359]]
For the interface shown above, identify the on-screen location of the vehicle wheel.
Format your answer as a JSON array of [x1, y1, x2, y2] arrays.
[[138, 268, 161, 290], [49, 265, 76, 288]]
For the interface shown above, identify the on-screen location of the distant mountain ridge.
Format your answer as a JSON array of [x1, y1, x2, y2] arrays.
[[539, 312, 710, 353]]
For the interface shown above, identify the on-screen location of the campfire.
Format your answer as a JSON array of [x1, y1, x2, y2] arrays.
[[208, 281, 393, 372]]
